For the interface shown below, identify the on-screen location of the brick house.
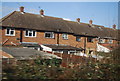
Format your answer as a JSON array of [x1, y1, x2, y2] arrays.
[[0, 6, 119, 54]]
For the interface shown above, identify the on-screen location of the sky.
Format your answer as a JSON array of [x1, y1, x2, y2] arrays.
[[1, 2, 119, 29]]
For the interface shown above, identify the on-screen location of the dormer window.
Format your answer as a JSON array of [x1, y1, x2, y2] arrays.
[[5, 28, 15, 36]]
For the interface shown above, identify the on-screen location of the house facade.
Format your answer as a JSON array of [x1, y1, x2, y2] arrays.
[[0, 6, 119, 54]]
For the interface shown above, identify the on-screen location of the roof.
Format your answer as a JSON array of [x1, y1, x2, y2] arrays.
[[21, 42, 40, 47], [2, 47, 62, 60], [0, 11, 117, 39], [43, 44, 83, 51]]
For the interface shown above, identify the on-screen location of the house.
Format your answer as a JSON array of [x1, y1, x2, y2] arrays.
[[0, 6, 119, 54]]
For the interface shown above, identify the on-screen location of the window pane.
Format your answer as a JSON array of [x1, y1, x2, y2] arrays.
[[76, 36, 81, 41], [26, 30, 28, 36], [6, 29, 10, 34], [33, 31, 35, 36], [45, 33, 51, 37], [29, 32, 32, 36], [10, 31, 14, 35], [62, 34, 68, 39], [51, 33, 54, 38], [87, 37, 93, 42]]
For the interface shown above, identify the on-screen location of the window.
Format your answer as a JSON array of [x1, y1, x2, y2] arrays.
[[25, 30, 36, 37], [68, 51, 76, 54], [62, 33, 68, 39], [99, 39, 105, 43], [53, 51, 63, 54], [87, 37, 93, 42], [76, 36, 81, 42], [5, 28, 15, 36], [45, 32, 54, 38], [108, 39, 113, 44]]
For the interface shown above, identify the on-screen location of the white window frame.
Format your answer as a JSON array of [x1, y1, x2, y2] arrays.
[[44, 32, 54, 38], [108, 39, 113, 44], [25, 30, 37, 37], [62, 33, 68, 40], [5, 28, 15, 36], [99, 39, 105, 43], [68, 51, 76, 54]]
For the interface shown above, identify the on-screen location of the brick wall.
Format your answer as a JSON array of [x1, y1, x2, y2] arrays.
[[2, 28, 21, 45], [2, 28, 118, 52]]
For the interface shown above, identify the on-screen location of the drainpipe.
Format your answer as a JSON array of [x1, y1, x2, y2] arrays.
[[84, 33, 87, 54], [57, 29, 60, 45], [20, 29, 23, 43], [84, 37, 86, 54]]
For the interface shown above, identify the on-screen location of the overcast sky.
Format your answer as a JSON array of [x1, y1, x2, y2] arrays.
[[1, 2, 119, 29]]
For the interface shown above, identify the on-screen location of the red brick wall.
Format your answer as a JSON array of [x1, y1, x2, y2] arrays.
[[2, 28, 21, 45], [22, 31, 57, 44], [2, 28, 118, 52], [0, 28, 2, 44]]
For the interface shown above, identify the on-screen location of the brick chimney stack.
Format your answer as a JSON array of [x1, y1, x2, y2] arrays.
[[113, 24, 116, 29], [40, 9, 44, 15], [76, 18, 80, 22], [20, 6, 24, 12], [89, 20, 93, 24]]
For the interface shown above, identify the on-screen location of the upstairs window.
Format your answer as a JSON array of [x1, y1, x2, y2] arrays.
[[99, 39, 105, 43], [25, 30, 36, 37], [45, 32, 54, 38], [76, 36, 81, 42], [108, 39, 113, 44], [5, 28, 15, 36], [87, 37, 94, 42], [62, 33, 68, 39]]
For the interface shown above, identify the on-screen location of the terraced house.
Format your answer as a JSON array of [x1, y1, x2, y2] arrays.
[[0, 6, 119, 55]]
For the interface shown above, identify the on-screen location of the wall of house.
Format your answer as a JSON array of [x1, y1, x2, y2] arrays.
[[2, 28, 118, 54], [0, 28, 2, 44], [2, 28, 21, 45], [22, 30, 57, 44]]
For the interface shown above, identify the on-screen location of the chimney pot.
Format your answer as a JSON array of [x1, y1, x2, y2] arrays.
[[89, 20, 93, 24], [40, 9, 44, 15], [113, 24, 116, 29], [20, 6, 24, 12], [76, 18, 80, 22]]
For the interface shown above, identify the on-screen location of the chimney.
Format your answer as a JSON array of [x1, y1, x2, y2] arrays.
[[40, 9, 44, 16], [20, 6, 24, 12], [89, 20, 93, 24], [76, 18, 80, 22], [113, 24, 116, 29]]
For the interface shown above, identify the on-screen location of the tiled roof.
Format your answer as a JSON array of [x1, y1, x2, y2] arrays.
[[0, 11, 117, 39]]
